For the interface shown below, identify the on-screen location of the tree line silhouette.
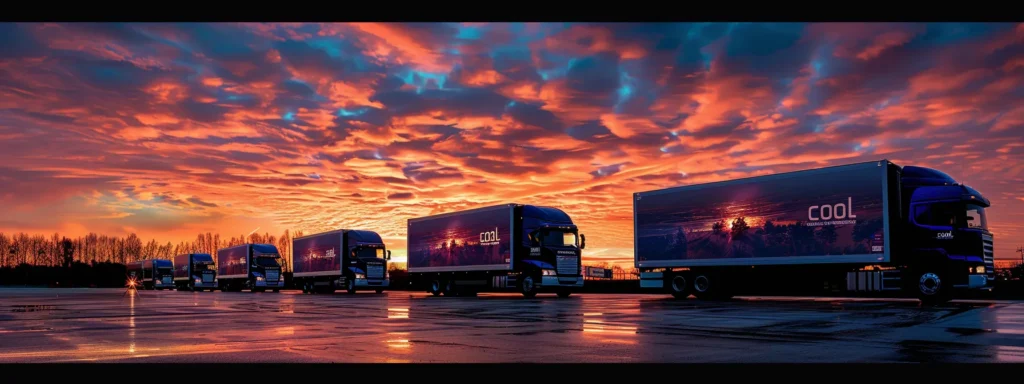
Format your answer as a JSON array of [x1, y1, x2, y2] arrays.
[[646, 216, 885, 260], [0, 230, 307, 272]]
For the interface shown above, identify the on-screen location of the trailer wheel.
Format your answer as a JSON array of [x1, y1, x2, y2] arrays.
[[693, 273, 734, 300], [442, 280, 456, 296], [520, 275, 538, 298], [669, 275, 690, 299], [915, 270, 951, 306], [429, 280, 442, 296]]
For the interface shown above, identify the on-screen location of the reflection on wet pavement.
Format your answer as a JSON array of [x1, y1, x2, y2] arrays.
[[1, 288, 1023, 362]]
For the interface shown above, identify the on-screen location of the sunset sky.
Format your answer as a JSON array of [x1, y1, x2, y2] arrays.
[[1, 22, 1022, 269]]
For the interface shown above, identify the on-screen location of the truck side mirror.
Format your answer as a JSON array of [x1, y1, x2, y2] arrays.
[[386, 250, 392, 260], [580, 234, 586, 249]]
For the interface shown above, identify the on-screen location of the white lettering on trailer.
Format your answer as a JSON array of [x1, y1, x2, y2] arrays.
[[480, 227, 500, 246], [809, 197, 857, 221]]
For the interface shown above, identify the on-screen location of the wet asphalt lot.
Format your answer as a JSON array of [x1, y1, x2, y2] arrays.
[[1, 288, 1024, 363]]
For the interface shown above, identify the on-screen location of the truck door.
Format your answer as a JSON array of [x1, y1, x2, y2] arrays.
[[910, 201, 967, 256]]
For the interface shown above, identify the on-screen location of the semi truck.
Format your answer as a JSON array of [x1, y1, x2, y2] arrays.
[[292, 229, 392, 294], [407, 204, 586, 298], [634, 160, 994, 304], [216, 243, 284, 292], [126, 259, 174, 290], [173, 253, 217, 292]]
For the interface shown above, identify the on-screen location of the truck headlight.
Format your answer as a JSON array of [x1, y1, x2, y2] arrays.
[[974, 266, 986, 274], [256, 276, 265, 282], [542, 269, 556, 276], [195, 278, 201, 284], [355, 273, 365, 279]]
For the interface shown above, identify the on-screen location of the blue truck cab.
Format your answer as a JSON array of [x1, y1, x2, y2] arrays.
[[216, 243, 284, 293], [407, 203, 586, 298], [900, 166, 994, 296]]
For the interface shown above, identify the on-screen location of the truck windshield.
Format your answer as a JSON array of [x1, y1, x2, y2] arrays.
[[353, 247, 384, 259], [255, 256, 281, 268], [539, 230, 578, 248], [965, 203, 988, 230], [157, 267, 172, 275]]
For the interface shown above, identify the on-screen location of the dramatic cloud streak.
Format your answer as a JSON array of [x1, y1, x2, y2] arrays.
[[1, 22, 1022, 268]]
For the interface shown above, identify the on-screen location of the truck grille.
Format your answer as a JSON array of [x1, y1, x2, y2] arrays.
[[202, 273, 214, 283], [983, 234, 994, 281], [556, 256, 579, 276], [162, 276, 172, 285], [367, 264, 385, 279], [266, 270, 280, 282]]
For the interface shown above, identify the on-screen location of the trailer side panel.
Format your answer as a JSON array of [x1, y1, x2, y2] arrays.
[[293, 231, 343, 277], [173, 254, 190, 280], [635, 161, 890, 268], [217, 245, 249, 279], [408, 205, 513, 273]]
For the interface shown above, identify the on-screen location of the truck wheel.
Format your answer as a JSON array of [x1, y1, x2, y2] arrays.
[[556, 289, 572, 298], [273, 289, 280, 293], [443, 280, 456, 296], [346, 278, 356, 294], [693, 274, 714, 300], [915, 270, 951, 305], [520, 275, 538, 298], [375, 289, 384, 294], [429, 280, 442, 296], [669, 275, 690, 299]]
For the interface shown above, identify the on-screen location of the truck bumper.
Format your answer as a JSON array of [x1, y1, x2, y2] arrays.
[[355, 278, 390, 288], [195, 282, 217, 289], [541, 276, 583, 287], [639, 272, 664, 289], [255, 280, 284, 288], [967, 274, 988, 289]]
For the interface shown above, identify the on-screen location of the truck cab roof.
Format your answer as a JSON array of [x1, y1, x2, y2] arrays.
[[347, 229, 384, 244], [901, 165, 958, 187], [522, 205, 575, 225], [250, 244, 279, 253], [911, 184, 991, 206], [152, 259, 173, 267], [192, 253, 214, 262]]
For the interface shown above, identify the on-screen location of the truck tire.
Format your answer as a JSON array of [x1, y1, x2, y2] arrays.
[[375, 289, 384, 294], [914, 270, 951, 305], [556, 289, 572, 298], [692, 273, 735, 300], [520, 275, 538, 298], [669, 274, 689, 299], [443, 280, 456, 296], [346, 278, 356, 294], [429, 280, 442, 296]]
